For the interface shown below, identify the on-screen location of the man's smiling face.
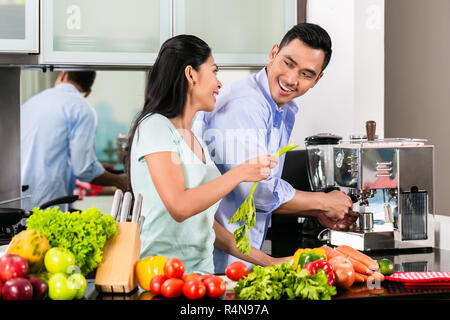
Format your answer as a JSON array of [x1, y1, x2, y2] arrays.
[[266, 38, 326, 107]]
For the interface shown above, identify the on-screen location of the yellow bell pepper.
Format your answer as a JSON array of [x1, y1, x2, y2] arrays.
[[135, 255, 167, 291], [293, 248, 327, 269]]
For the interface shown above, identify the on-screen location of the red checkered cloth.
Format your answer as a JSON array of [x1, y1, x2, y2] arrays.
[[385, 272, 450, 287]]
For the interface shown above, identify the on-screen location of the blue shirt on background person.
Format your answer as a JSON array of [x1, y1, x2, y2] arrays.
[[21, 82, 105, 212], [192, 67, 298, 273]]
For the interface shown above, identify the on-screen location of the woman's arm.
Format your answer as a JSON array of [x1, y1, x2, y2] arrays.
[[213, 220, 291, 267], [144, 152, 275, 222]]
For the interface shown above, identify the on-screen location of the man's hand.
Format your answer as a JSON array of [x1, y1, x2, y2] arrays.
[[317, 209, 359, 231], [321, 190, 353, 221]]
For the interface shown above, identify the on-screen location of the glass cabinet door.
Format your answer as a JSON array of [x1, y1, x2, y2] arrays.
[[41, 0, 171, 66], [174, 0, 297, 66], [0, 0, 38, 53]]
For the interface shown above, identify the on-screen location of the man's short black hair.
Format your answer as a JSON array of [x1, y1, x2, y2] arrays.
[[279, 23, 332, 72], [67, 71, 96, 92]]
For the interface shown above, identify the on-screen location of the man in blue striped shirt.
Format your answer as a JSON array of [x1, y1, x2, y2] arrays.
[[21, 71, 127, 212], [193, 23, 357, 273]]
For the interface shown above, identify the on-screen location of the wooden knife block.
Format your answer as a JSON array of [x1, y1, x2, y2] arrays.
[[95, 222, 141, 293]]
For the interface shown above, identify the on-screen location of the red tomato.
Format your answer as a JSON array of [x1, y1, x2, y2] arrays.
[[149, 275, 167, 295], [164, 258, 185, 279], [225, 261, 250, 281], [183, 279, 206, 300], [203, 276, 226, 298], [160, 278, 184, 298], [199, 274, 214, 283], [183, 273, 200, 283]]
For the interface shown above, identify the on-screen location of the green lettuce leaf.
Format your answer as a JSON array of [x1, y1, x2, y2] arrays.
[[228, 142, 299, 255], [26, 206, 117, 275], [234, 262, 337, 301]]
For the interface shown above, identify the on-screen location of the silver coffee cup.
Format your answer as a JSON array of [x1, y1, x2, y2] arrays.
[[359, 212, 374, 231]]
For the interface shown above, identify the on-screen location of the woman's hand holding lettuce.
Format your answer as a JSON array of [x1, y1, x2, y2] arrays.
[[229, 142, 299, 255]]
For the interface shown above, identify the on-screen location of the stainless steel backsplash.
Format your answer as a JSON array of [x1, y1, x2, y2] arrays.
[[0, 67, 21, 208]]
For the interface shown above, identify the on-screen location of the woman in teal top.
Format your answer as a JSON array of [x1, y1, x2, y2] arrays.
[[125, 35, 289, 274]]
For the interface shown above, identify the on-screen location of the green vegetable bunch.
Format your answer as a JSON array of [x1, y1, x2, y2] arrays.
[[228, 142, 299, 255], [234, 263, 337, 300], [26, 206, 118, 275]]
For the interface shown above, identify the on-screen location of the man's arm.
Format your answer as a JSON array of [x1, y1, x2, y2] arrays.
[[273, 189, 352, 220], [273, 189, 358, 230], [90, 171, 127, 192], [213, 220, 291, 267], [67, 100, 128, 192]]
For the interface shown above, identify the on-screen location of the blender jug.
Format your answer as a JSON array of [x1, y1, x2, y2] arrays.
[[299, 133, 342, 240], [305, 133, 342, 192]]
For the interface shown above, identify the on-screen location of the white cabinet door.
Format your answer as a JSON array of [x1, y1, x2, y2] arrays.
[[0, 0, 38, 53], [174, 0, 297, 66], [41, 0, 171, 66]]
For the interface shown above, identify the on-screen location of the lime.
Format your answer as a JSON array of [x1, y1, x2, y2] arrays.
[[378, 258, 394, 275]]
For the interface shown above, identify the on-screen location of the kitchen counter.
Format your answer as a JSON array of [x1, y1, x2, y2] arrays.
[[85, 244, 450, 301], [3, 230, 450, 301], [2, 241, 448, 303]]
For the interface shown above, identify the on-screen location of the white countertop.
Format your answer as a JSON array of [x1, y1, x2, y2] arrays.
[[72, 195, 114, 214], [0, 244, 9, 257]]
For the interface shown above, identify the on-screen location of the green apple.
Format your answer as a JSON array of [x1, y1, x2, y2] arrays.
[[44, 247, 76, 274], [68, 273, 87, 299], [48, 273, 77, 300]]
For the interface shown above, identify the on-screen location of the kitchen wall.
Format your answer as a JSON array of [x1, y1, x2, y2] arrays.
[[385, 0, 450, 217]]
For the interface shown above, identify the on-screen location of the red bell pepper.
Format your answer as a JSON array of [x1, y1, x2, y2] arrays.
[[303, 259, 336, 286]]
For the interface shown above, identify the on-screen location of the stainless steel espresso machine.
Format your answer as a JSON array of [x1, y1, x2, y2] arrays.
[[323, 121, 435, 251]]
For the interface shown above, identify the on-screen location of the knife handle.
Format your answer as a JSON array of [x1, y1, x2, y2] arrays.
[[119, 192, 133, 222], [111, 189, 123, 220], [131, 193, 143, 223]]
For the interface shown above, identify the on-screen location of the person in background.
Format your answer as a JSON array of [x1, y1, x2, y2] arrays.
[[21, 71, 127, 212], [125, 35, 289, 274], [192, 23, 359, 273]]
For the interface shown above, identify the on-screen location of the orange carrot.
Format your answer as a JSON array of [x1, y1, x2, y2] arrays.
[[335, 245, 379, 270], [348, 257, 371, 275], [320, 245, 343, 260], [353, 272, 369, 283]]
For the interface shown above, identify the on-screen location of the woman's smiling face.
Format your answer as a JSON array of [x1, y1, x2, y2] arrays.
[[266, 38, 326, 107], [190, 54, 222, 112]]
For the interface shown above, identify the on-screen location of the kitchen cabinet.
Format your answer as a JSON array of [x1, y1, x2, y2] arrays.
[[173, 0, 299, 66], [40, 0, 171, 66], [0, 0, 38, 53], [2, 0, 304, 66]]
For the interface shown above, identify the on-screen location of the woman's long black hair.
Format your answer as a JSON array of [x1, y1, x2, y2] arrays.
[[124, 35, 212, 192]]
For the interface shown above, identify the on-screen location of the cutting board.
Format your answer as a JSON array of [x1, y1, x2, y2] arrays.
[[94, 222, 141, 293]]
